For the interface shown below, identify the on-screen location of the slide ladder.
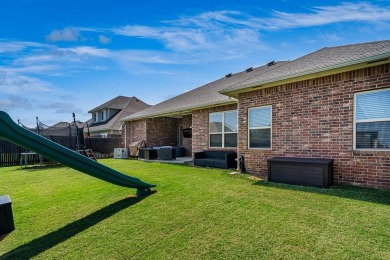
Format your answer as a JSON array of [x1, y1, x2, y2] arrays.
[[84, 149, 97, 161], [77, 149, 97, 161], [0, 111, 155, 196]]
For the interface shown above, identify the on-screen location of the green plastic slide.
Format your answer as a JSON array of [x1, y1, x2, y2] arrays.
[[0, 111, 155, 196]]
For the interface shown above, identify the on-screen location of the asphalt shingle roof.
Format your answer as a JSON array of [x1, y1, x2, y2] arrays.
[[221, 40, 390, 95], [89, 96, 150, 131], [88, 96, 133, 113], [122, 61, 288, 121]]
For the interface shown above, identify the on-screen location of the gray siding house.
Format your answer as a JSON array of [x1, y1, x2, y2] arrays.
[[88, 96, 150, 137]]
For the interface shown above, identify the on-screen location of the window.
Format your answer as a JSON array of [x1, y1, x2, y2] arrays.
[[94, 112, 99, 122], [209, 110, 237, 148], [248, 106, 272, 149], [354, 88, 390, 150], [101, 110, 106, 121]]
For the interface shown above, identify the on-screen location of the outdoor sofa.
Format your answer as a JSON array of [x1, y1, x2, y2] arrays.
[[194, 150, 237, 169]]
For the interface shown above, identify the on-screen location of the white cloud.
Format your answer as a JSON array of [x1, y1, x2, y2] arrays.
[[6, 45, 113, 77], [46, 28, 83, 42], [0, 40, 47, 53], [113, 2, 390, 55], [4, 64, 60, 74], [14, 54, 58, 65], [99, 34, 112, 44], [114, 13, 264, 57], [114, 25, 161, 37], [68, 46, 111, 58], [38, 102, 83, 114], [260, 2, 390, 30], [0, 71, 53, 94], [0, 42, 27, 53], [175, 10, 255, 28], [111, 50, 179, 71], [0, 95, 33, 110], [113, 10, 265, 55], [318, 33, 342, 41]]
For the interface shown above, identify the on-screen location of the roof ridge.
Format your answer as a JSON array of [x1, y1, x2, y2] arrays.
[[88, 95, 133, 112], [222, 61, 289, 92], [323, 39, 390, 50], [221, 39, 390, 95]]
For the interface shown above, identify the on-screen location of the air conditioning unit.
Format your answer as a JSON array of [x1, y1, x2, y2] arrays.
[[114, 148, 128, 159]]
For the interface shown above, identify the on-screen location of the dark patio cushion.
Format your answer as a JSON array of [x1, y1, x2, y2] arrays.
[[194, 150, 237, 169]]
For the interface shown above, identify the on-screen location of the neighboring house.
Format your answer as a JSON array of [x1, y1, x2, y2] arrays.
[[122, 40, 390, 189], [88, 96, 150, 138], [49, 121, 86, 133]]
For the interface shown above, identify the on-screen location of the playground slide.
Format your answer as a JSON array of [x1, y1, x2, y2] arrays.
[[0, 111, 155, 196]]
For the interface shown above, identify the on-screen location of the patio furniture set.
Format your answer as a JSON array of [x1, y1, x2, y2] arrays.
[[139, 146, 185, 160], [138, 147, 239, 170]]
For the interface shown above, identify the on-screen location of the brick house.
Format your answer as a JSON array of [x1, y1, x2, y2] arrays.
[[122, 40, 390, 189]]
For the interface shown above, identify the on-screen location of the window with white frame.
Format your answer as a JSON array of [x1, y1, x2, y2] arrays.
[[209, 110, 237, 148], [354, 88, 390, 150], [94, 112, 99, 122], [248, 106, 272, 149]]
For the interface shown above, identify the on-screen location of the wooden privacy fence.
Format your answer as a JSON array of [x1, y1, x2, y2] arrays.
[[0, 139, 28, 167], [84, 137, 122, 159], [0, 137, 123, 166]]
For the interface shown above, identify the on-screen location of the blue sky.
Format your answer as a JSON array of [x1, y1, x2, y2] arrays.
[[1, 0, 390, 126]]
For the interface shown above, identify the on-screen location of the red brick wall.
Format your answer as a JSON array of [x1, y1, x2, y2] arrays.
[[123, 118, 178, 148], [192, 103, 238, 154], [238, 63, 390, 189], [145, 117, 178, 147], [123, 116, 192, 155], [122, 119, 147, 147]]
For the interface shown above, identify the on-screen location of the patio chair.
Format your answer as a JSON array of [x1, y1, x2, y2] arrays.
[[158, 147, 176, 160], [140, 148, 158, 160]]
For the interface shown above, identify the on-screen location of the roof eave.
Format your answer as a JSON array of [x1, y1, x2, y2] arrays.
[[88, 106, 123, 113], [121, 99, 237, 122], [89, 126, 111, 132], [220, 53, 390, 97]]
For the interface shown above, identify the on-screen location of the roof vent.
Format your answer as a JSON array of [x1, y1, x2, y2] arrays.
[[225, 73, 232, 78], [245, 67, 253, 72], [267, 61, 276, 67]]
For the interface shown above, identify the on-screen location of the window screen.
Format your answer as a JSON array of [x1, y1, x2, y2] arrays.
[[249, 106, 272, 149], [355, 89, 390, 150]]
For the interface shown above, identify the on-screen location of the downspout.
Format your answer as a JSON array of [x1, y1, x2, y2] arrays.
[[124, 122, 127, 148], [86, 123, 92, 148]]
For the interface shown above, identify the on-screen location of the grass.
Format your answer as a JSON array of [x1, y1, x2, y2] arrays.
[[1, 159, 389, 259]]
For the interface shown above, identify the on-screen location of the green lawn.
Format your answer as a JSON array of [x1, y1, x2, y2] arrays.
[[1, 159, 389, 259]]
